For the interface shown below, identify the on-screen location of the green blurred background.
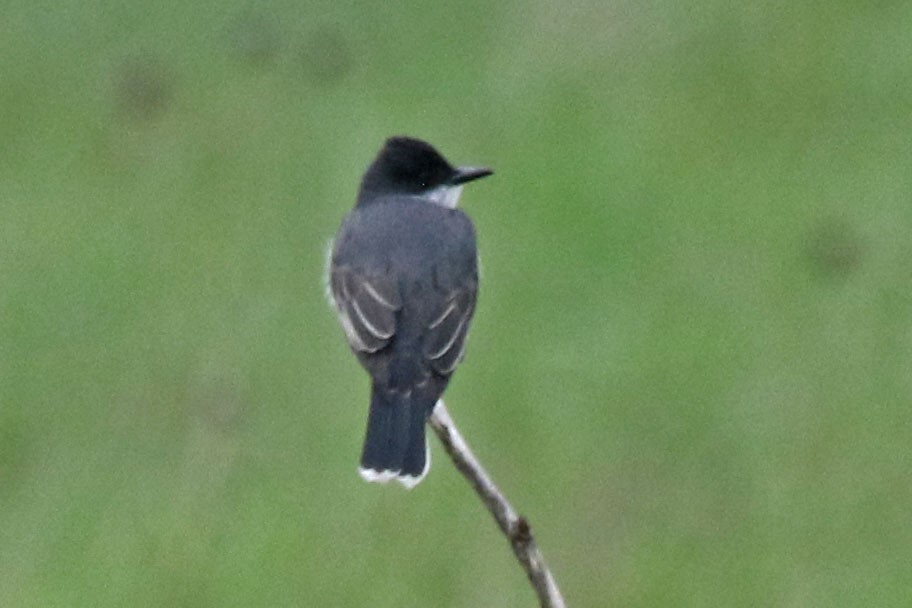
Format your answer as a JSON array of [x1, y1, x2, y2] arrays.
[[2, 1, 911, 606]]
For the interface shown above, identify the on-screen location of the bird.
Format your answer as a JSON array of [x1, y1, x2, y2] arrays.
[[327, 136, 492, 488]]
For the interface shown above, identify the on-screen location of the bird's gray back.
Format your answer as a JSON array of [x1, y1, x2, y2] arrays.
[[334, 197, 477, 289]]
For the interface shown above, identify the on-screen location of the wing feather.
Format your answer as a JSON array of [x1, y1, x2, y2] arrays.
[[423, 290, 475, 374], [331, 267, 400, 353]]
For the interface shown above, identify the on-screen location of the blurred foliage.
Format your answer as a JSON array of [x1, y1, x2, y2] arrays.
[[2, 1, 911, 606]]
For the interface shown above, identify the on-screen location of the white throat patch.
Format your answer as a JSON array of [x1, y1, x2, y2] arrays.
[[426, 184, 464, 208]]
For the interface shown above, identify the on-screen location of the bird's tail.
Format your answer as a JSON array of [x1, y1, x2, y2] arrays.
[[359, 387, 432, 489]]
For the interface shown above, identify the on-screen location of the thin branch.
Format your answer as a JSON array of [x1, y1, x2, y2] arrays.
[[429, 400, 566, 608]]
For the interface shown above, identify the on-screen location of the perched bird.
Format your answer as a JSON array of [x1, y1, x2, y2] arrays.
[[327, 136, 492, 488]]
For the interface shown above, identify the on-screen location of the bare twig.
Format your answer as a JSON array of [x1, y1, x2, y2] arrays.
[[429, 400, 566, 608]]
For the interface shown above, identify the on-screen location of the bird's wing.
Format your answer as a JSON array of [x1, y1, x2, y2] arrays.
[[330, 266, 401, 354], [423, 287, 476, 375]]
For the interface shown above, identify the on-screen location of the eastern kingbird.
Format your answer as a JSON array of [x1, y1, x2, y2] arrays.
[[327, 136, 492, 488]]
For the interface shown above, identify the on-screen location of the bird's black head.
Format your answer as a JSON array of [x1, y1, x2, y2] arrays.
[[357, 136, 492, 206]]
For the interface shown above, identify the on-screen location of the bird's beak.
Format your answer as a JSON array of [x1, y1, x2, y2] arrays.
[[451, 166, 493, 185]]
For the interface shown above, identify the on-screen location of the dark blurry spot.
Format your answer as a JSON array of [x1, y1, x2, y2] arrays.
[[0, 417, 30, 492], [190, 375, 244, 433], [805, 218, 863, 279], [227, 11, 283, 65], [112, 55, 174, 120], [299, 26, 354, 85]]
